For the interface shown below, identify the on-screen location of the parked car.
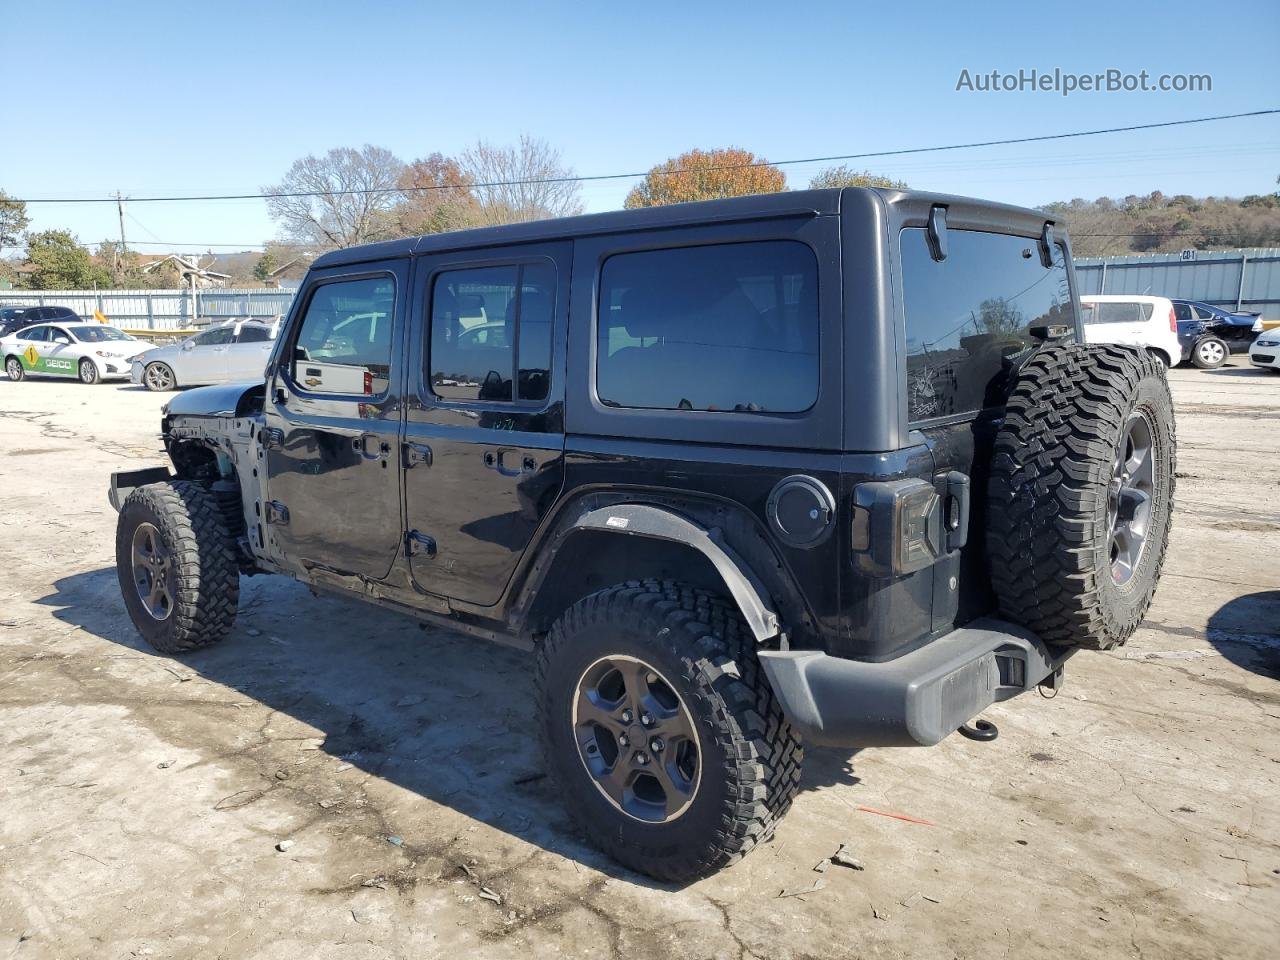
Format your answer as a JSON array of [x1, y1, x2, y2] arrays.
[[1079, 294, 1182, 367], [2, 321, 155, 384], [0, 306, 31, 336], [0, 304, 81, 337], [130, 318, 280, 391], [108, 188, 1177, 881], [1249, 329, 1280, 373], [1172, 299, 1262, 368]]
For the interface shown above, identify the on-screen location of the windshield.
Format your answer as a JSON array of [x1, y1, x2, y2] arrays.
[[70, 325, 133, 342]]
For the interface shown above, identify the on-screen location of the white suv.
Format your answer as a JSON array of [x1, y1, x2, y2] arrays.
[[1080, 295, 1183, 367]]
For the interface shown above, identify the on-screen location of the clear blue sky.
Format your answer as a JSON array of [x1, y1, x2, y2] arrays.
[[5, 0, 1278, 253]]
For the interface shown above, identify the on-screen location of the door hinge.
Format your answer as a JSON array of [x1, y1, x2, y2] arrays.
[[403, 443, 433, 468], [405, 530, 436, 558], [265, 500, 290, 525]]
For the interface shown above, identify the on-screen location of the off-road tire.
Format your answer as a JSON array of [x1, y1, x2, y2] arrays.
[[78, 358, 99, 385], [115, 480, 239, 653], [1191, 336, 1228, 369], [988, 343, 1175, 650], [536, 580, 803, 882], [5, 356, 24, 382]]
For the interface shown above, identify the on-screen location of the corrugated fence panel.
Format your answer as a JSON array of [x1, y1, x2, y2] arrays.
[[0, 288, 297, 330], [1074, 248, 1280, 319]]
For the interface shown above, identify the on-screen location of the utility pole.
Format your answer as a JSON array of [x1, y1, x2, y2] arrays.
[[115, 192, 127, 283]]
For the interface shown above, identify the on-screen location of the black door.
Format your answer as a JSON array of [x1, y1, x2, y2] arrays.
[[262, 260, 408, 582], [403, 243, 570, 607]]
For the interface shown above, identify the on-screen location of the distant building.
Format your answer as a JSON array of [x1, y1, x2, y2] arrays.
[[140, 255, 232, 289]]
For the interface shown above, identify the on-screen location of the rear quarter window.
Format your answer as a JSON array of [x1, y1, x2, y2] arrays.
[[1084, 301, 1154, 324], [901, 228, 1073, 422], [596, 240, 819, 413]]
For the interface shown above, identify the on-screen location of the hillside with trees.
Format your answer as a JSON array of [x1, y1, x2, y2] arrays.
[[1043, 187, 1280, 257]]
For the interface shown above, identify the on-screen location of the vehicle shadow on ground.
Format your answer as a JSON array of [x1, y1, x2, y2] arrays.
[[38, 566, 863, 888], [1205, 590, 1280, 679]]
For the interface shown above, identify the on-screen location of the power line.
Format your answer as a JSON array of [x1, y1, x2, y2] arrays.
[[11, 109, 1277, 205]]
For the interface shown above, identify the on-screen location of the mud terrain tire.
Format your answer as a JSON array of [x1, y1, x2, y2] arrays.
[[116, 481, 240, 653], [988, 344, 1175, 650], [535, 580, 802, 882]]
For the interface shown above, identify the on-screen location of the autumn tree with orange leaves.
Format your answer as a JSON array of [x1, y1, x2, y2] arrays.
[[624, 148, 786, 208]]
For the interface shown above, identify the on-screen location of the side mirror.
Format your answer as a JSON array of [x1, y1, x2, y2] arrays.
[[182, 341, 195, 351], [54, 336, 70, 344]]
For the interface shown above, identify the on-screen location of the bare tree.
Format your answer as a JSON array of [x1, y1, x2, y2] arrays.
[[459, 136, 583, 225], [263, 146, 405, 249]]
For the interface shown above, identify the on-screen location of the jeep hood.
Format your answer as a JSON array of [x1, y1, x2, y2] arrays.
[[164, 381, 263, 419]]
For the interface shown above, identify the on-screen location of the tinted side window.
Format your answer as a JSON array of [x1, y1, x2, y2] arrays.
[[236, 325, 273, 343], [1174, 302, 1193, 322], [1087, 302, 1149, 324], [429, 261, 555, 403], [596, 241, 819, 413], [19, 326, 48, 342], [292, 276, 395, 395], [194, 327, 235, 346]]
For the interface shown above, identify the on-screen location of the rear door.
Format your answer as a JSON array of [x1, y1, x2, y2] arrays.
[[15, 325, 53, 375], [262, 261, 408, 582], [402, 242, 570, 607], [226, 322, 275, 380]]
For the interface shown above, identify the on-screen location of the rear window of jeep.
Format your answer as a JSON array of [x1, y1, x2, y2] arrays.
[[901, 228, 1073, 422], [596, 241, 819, 413]]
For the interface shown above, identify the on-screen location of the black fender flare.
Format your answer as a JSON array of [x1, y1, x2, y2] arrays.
[[567, 503, 780, 643]]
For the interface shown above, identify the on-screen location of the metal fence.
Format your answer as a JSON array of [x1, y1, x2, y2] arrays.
[[1074, 248, 1280, 319], [0, 287, 297, 331]]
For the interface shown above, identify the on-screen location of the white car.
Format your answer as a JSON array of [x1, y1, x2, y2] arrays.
[[2, 321, 155, 384], [130, 318, 280, 391], [1248, 329, 1280, 373], [1079, 295, 1183, 367]]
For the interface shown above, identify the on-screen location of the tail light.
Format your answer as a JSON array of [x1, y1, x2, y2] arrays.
[[851, 479, 942, 576], [1168, 307, 1177, 333]]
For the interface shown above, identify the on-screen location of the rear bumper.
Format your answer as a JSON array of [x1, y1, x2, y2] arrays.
[[758, 618, 1070, 747]]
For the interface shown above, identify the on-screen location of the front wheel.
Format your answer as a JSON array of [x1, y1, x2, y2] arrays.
[[78, 358, 100, 384], [5, 356, 24, 382], [535, 580, 803, 882], [144, 362, 176, 391], [1191, 336, 1228, 369], [115, 481, 240, 653]]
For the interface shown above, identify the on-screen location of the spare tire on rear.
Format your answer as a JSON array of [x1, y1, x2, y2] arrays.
[[987, 343, 1175, 650]]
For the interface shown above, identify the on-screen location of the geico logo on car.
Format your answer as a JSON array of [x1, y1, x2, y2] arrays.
[[45, 358, 75, 371]]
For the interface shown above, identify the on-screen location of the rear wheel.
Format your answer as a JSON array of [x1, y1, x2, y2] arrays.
[[78, 358, 99, 385], [1191, 336, 1227, 369], [115, 481, 239, 653], [536, 580, 802, 882], [5, 356, 23, 382], [144, 362, 176, 391], [988, 344, 1175, 650]]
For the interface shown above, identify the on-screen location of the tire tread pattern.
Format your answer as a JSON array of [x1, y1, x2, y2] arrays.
[[116, 480, 239, 653], [987, 343, 1175, 650], [535, 579, 802, 882]]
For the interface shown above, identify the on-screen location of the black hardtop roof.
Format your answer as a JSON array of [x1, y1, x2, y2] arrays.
[[312, 187, 1057, 269]]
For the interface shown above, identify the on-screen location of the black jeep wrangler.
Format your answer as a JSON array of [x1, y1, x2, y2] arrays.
[[110, 188, 1175, 882]]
